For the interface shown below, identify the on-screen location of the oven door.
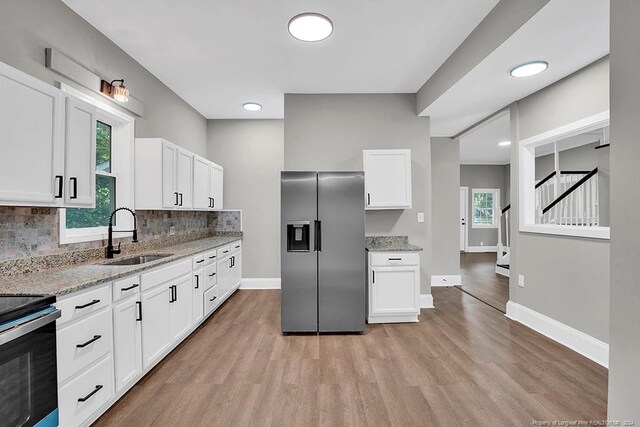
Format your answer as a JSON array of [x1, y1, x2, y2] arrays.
[[0, 308, 61, 427]]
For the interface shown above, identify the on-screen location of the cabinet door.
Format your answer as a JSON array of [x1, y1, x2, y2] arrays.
[[170, 274, 193, 342], [193, 268, 204, 324], [162, 141, 178, 208], [113, 295, 142, 392], [193, 156, 211, 210], [370, 266, 419, 314], [176, 149, 193, 209], [0, 62, 64, 205], [64, 96, 96, 207], [230, 252, 242, 292], [217, 257, 230, 300], [210, 163, 223, 210], [363, 149, 412, 209], [141, 285, 171, 370]]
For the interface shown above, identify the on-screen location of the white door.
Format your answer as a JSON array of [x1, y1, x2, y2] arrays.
[[176, 149, 193, 209], [113, 295, 142, 392], [460, 187, 468, 252], [141, 285, 171, 370], [0, 62, 64, 205], [161, 141, 178, 208], [363, 149, 412, 209], [64, 96, 97, 207], [193, 268, 204, 324], [370, 267, 419, 314], [193, 156, 210, 209], [210, 163, 223, 210], [170, 274, 193, 341]]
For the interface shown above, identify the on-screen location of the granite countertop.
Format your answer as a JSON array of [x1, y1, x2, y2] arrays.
[[0, 236, 242, 296], [365, 235, 423, 252]]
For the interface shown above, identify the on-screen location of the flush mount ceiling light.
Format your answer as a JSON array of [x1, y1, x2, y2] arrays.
[[498, 141, 511, 146], [288, 13, 333, 42], [510, 61, 549, 78], [243, 102, 262, 111], [100, 79, 129, 102]]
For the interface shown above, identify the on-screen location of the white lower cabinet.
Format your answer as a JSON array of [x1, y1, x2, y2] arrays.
[[170, 274, 193, 342], [113, 295, 142, 392], [141, 284, 172, 370], [193, 267, 204, 323], [367, 252, 420, 323]]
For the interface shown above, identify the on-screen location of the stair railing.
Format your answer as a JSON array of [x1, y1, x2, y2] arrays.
[[497, 204, 511, 266], [539, 167, 599, 226]]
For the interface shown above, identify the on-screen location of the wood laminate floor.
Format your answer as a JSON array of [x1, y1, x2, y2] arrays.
[[459, 252, 510, 313], [95, 289, 607, 427]]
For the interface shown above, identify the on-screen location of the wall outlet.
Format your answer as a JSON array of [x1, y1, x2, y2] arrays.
[[518, 274, 525, 288], [417, 212, 424, 223], [480, 241, 484, 246], [169, 226, 176, 236]]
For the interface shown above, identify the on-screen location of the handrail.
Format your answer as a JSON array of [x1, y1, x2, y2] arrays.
[[542, 167, 598, 214], [501, 204, 511, 214], [595, 143, 610, 150], [535, 170, 593, 190], [535, 171, 556, 189]]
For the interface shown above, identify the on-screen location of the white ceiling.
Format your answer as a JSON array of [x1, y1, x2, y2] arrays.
[[62, 0, 499, 119], [425, 0, 610, 137], [459, 112, 511, 164]]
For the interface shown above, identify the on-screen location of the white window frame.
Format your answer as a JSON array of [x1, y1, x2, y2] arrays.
[[518, 111, 610, 240], [59, 84, 135, 244], [471, 188, 500, 229]]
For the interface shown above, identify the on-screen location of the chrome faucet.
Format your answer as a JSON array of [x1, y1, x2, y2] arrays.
[[106, 207, 138, 258]]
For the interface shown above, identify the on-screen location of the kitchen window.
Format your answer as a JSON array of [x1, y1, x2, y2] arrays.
[[472, 188, 500, 228]]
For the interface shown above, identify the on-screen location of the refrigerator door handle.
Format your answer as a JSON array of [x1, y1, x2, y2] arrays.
[[314, 220, 318, 252], [315, 220, 322, 252]]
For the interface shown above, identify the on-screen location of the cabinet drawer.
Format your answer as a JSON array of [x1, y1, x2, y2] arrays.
[[112, 275, 140, 302], [370, 252, 419, 267], [217, 245, 231, 259], [56, 285, 111, 327], [230, 240, 242, 254], [204, 249, 218, 265], [204, 286, 219, 317], [140, 259, 191, 292], [57, 308, 112, 384], [192, 253, 206, 269], [204, 263, 217, 290], [59, 355, 114, 427]]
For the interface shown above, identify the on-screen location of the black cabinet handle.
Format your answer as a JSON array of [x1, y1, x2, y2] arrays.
[[121, 283, 139, 291], [209, 255, 216, 259], [223, 250, 229, 254], [372, 271, 375, 284], [70, 177, 78, 199], [209, 296, 217, 302], [196, 259, 204, 264], [229, 257, 233, 269], [235, 245, 240, 249], [174, 192, 179, 205], [78, 385, 103, 402], [212, 197, 215, 208], [209, 272, 216, 277], [179, 193, 183, 206], [76, 335, 101, 348], [75, 299, 100, 309], [173, 285, 177, 302], [367, 193, 371, 205], [55, 175, 63, 198], [388, 258, 402, 261], [195, 274, 199, 289], [136, 301, 142, 321]]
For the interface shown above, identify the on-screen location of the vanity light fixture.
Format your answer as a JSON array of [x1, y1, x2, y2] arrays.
[[243, 102, 262, 111], [498, 141, 511, 146], [288, 13, 333, 42], [100, 79, 129, 102], [510, 61, 548, 78]]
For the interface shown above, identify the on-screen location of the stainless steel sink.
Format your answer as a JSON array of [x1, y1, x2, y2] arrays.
[[99, 254, 172, 266]]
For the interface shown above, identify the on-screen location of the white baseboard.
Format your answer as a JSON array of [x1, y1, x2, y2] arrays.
[[505, 300, 608, 368], [430, 275, 462, 287], [240, 278, 281, 289], [420, 294, 434, 308], [466, 246, 498, 253]]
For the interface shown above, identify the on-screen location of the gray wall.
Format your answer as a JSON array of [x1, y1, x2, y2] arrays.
[[207, 120, 283, 278], [284, 94, 432, 294], [460, 164, 510, 247], [0, 0, 207, 156], [608, 1, 640, 420], [431, 138, 460, 276], [535, 142, 600, 180], [510, 57, 610, 342]]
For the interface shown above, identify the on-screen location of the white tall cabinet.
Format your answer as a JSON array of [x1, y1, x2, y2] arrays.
[[363, 149, 412, 210]]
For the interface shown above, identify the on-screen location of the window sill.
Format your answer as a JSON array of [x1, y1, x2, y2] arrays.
[[472, 224, 499, 229], [520, 224, 610, 240]]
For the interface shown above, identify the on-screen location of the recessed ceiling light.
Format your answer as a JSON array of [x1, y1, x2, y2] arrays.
[[288, 13, 333, 42], [498, 141, 511, 146], [243, 102, 262, 111], [510, 61, 548, 78]]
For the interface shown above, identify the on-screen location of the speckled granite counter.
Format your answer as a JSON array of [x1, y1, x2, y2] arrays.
[[0, 235, 242, 296], [365, 236, 423, 252]]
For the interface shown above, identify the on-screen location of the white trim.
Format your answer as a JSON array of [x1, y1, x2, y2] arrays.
[[460, 186, 468, 252], [420, 294, 434, 308], [430, 275, 462, 287], [505, 300, 608, 368], [520, 224, 610, 240], [368, 313, 419, 323], [239, 278, 281, 289], [466, 245, 498, 253], [460, 160, 511, 165]]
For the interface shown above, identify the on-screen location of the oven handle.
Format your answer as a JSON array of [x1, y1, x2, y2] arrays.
[[0, 309, 61, 346]]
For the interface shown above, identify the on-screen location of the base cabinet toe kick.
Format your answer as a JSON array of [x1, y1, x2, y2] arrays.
[[54, 240, 242, 426]]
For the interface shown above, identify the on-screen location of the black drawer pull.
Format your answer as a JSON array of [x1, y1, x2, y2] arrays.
[[209, 296, 217, 302], [78, 385, 103, 402], [196, 259, 204, 264], [121, 284, 139, 291], [76, 335, 101, 348], [209, 255, 216, 259], [235, 245, 240, 249], [209, 272, 216, 277], [75, 299, 100, 309], [388, 258, 402, 261], [222, 250, 229, 254]]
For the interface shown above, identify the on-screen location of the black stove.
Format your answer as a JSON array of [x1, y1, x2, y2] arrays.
[[0, 294, 56, 325]]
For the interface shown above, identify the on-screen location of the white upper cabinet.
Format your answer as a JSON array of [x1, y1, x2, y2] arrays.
[[176, 149, 193, 209], [0, 61, 64, 206], [64, 96, 97, 207], [193, 155, 211, 209], [363, 149, 412, 210], [210, 162, 223, 210], [161, 141, 178, 208]]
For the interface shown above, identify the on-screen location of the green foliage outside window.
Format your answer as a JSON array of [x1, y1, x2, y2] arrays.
[[473, 192, 494, 225]]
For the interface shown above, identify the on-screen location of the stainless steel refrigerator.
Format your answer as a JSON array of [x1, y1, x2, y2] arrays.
[[281, 171, 366, 333]]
